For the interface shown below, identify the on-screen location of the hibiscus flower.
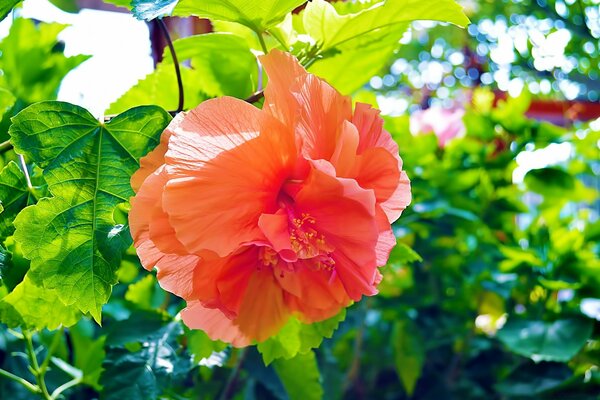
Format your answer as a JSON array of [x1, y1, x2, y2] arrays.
[[129, 50, 411, 346]]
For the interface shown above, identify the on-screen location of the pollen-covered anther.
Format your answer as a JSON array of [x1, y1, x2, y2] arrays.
[[289, 213, 334, 262], [259, 246, 279, 268]]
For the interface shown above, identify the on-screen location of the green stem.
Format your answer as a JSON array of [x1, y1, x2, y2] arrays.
[[0, 139, 12, 153], [40, 327, 64, 374], [50, 377, 81, 400], [0, 367, 40, 394], [255, 30, 269, 54], [23, 331, 52, 400]]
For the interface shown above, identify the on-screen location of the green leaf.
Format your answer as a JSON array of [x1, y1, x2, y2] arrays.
[[108, 63, 207, 114], [9, 101, 171, 321], [258, 309, 346, 365], [0, 0, 20, 22], [164, 32, 258, 98], [101, 319, 186, 400], [0, 88, 16, 120], [273, 351, 323, 400], [125, 274, 160, 310], [0, 18, 89, 104], [308, 22, 408, 94], [71, 320, 106, 390], [524, 167, 575, 197], [0, 161, 30, 240], [390, 243, 423, 265], [392, 320, 425, 395], [47, 0, 79, 13], [496, 318, 594, 362], [173, 0, 307, 32], [186, 329, 227, 364], [0, 238, 29, 292], [303, 0, 469, 52], [0, 269, 80, 330], [131, 0, 178, 20]]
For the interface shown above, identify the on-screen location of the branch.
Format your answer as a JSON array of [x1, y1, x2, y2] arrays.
[[0, 368, 40, 395], [157, 18, 184, 113], [218, 348, 249, 400], [23, 331, 52, 400]]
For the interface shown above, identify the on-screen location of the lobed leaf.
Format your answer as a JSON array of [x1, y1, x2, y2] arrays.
[[9, 101, 170, 322], [258, 309, 346, 365]]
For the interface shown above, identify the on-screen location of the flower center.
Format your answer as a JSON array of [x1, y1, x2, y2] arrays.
[[289, 212, 335, 271]]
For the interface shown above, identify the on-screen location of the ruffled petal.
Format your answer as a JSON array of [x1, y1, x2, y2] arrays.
[[182, 301, 251, 347], [291, 166, 380, 300], [130, 112, 184, 192], [294, 74, 352, 160], [278, 265, 350, 323], [260, 49, 308, 126], [162, 97, 296, 257], [351, 103, 412, 222], [129, 167, 203, 301], [233, 268, 290, 342]]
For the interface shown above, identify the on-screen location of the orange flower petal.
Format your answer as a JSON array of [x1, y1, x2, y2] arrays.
[[294, 74, 352, 160], [130, 112, 184, 192], [292, 166, 380, 300], [162, 97, 296, 257], [233, 268, 290, 342], [260, 49, 308, 126], [182, 301, 251, 347]]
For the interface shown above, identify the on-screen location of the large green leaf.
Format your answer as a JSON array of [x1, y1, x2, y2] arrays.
[[0, 161, 31, 240], [496, 318, 594, 362], [0, 268, 80, 330], [0, 0, 20, 22], [0, 18, 89, 104], [303, 0, 469, 51], [174, 0, 307, 32], [164, 33, 258, 98], [308, 22, 408, 94], [108, 63, 207, 114], [9, 101, 171, 321], [273, 351, 323, 400], [258, 309, 346, 365], [100, 318, 187, 400], [392, 320, 425, 395]]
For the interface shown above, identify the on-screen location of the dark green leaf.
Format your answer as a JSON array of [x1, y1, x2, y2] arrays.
[[0, 161, 30, 240], [0, 0, 20, 22], [497, 318, 593, 362], [9, 101, 170, 321], [101, 319, 185, 400]]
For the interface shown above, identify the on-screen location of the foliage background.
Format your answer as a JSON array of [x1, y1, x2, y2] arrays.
[[0, 0, 599, 399]]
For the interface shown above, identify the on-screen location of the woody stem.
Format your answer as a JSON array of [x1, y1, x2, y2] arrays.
[[157, 18, 184, 113]]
